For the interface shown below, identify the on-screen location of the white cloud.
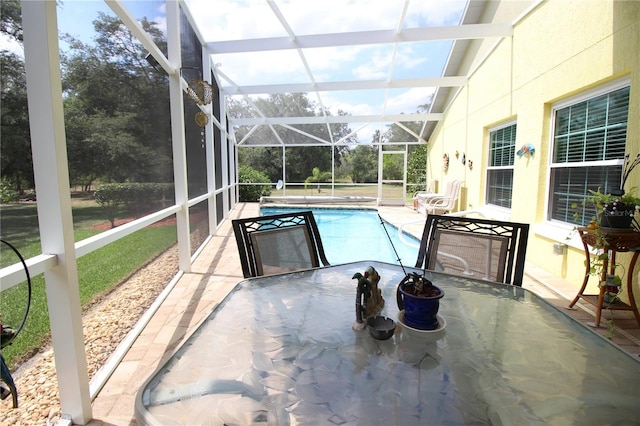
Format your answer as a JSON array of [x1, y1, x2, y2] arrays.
[[187, 0, 466, 40], [385, 87, 436, 114], [216, 50, 307, 86], [275, 0, 404, 34], [405, 0, 468, 26], [322, 93, 377, 117], [187, 0, 286, 39], [0, 34, 24, 58], [352, 65, 387, 81], [394, 45, 428, 71], [302, 46, 368, 78], [351, 48, 393, 80]]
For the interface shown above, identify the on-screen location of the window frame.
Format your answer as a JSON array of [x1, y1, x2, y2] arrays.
[[546, 78, 631, 226], [485, 120, 517, 209]]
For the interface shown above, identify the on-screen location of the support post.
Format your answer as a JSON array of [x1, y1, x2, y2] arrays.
[[22, 1, 92, 423]]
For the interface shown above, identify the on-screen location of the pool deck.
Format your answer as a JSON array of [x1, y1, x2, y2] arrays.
[[89, 203, 640, 425]]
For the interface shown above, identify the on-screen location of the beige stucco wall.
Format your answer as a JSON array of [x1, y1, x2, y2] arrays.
[[427, 0, 640, 299]]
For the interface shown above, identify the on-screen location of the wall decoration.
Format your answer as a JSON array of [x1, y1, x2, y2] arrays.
[[517, 143, 535, 158], [195, 111, 209, 127], [468, 160, 473, 171], [455, 150, 459, 159], [443, 153, 450, 171], [184, 77, 214, 106], [461, 153, 466, 165]]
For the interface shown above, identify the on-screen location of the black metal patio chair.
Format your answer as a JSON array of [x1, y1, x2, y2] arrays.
[[232, 210, 330, 278], [415, 214, 530, 286]]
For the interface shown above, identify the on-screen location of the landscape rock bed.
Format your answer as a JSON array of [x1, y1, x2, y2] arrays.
[[1, 247, 179, 425]]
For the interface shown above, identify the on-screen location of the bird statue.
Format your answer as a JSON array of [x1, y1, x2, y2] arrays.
[[516, 143, 535, 158], [352, 266, 385, 331], [364, 266, 384, 317]]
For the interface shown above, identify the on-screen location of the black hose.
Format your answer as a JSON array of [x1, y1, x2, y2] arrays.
[[0, 238, 32, 349]]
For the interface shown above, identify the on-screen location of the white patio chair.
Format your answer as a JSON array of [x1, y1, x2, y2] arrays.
[[412, 180, 436, 210], [415, 180, 462, 215], [412, 180, 437, 199], [422, 180, 463, 215]]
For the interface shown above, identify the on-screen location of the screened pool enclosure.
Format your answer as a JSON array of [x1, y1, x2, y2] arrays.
[[0, 0, 517, 422]]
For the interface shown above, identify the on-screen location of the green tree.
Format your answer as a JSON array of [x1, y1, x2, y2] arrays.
[[285, 146, 332, 182], [382, 153, 404, 181], [238, 146, 283, 183], [304, 167, 332, 192], [229, 94, 354, 182], [0, 0, 33, 194], [379, 109, 429, 188], [0, 51, 32, 194], [343, 145, 378, 183], [61, 13, 172, 186], [1, 6, 174, 192], [407, 144, 428, 188], [0, 0, 22, 42], [238, 166, 271, 202]]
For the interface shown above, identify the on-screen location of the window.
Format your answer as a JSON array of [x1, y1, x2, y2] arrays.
[[549, 82, 630, 226], [486, 123, 516, 208]]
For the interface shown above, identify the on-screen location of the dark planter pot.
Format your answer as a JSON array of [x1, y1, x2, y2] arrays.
[[396, 274, 444, 330], [603, 285, 620, 303], [602, 274, 622, 303], [599, 205, 635, 229]]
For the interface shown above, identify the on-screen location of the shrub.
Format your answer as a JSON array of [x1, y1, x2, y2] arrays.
[[95, 182, 174, 227], [0, 178, 19, 203], [239, 166, 271, 202]]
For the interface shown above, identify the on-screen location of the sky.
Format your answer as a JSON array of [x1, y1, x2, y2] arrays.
[[2, 0, 469, 130], [184, 0, 468, 117]]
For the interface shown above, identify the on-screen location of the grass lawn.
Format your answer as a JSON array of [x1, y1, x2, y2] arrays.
[[1, 194, 177, 369]]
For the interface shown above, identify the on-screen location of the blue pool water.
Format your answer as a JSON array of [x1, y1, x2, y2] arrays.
[[260, 207, 421, 266]]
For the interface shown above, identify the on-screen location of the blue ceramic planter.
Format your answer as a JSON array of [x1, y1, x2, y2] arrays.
[[396, 275, 444, 330]]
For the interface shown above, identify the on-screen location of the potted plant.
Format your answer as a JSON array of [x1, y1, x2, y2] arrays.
[[571, 154, 640, 230], [396, 272, 444, 330], [587, 153, 640, 229], [378, 214, 445, 331], [585, 187, 640, 229], [581, 223, 627, 299], [587, 250, 624, 304], [601, 273, 622, 304]]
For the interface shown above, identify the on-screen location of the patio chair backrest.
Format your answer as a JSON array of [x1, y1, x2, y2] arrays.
[[427, 180, 463, 213], [415, 214, 529, 286], [440, 180, 456, 198], [412, 179, 438, 199], [232, 211, 330, 278]]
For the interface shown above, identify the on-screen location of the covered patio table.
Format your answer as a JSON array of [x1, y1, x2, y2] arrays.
[[135, 261, 640, 425]]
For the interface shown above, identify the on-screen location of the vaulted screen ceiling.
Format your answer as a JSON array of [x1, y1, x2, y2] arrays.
[[186, 0, 514, 146]]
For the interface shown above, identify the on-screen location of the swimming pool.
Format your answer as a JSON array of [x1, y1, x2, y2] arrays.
[[260, 207, 421, 267]]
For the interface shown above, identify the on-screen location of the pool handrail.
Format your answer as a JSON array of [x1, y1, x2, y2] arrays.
[[260, 196, 376, 205]]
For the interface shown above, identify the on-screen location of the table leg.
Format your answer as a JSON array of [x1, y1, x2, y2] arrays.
[[593, 252, 611, 327], [594, 286, 605, 327], [569, 236, 592, 309], [569, 274, 589, 308]]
